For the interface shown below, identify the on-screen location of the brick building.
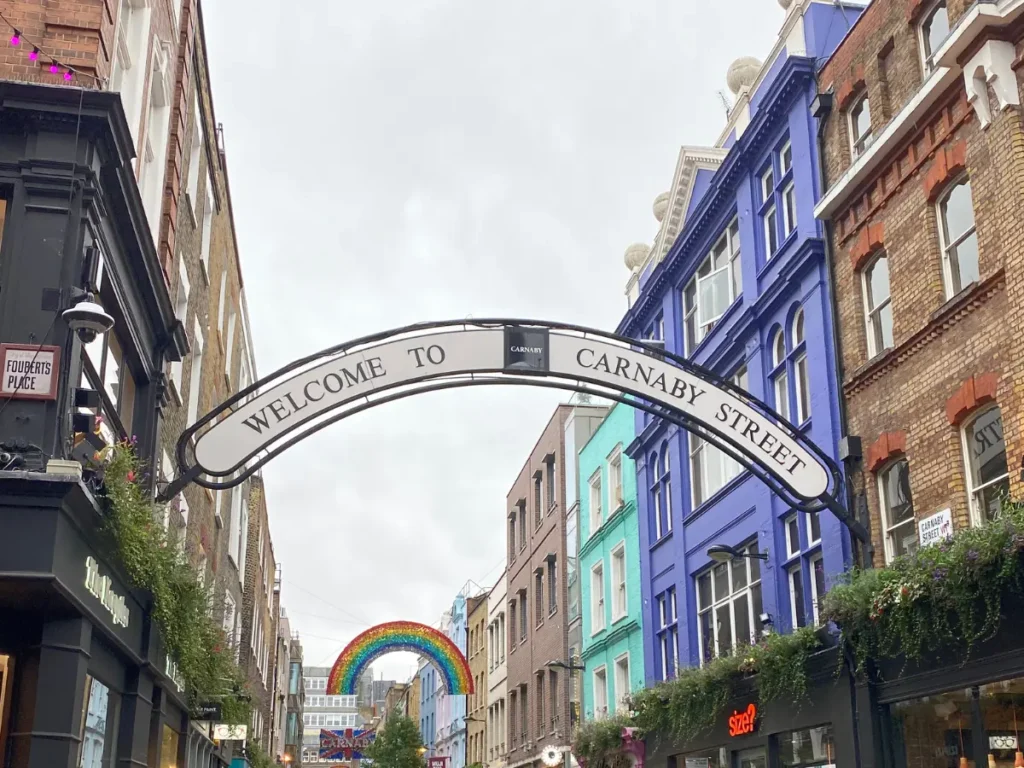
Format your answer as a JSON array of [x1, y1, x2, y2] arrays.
[[815, 0, 1024, 563], [239, 474, 279, 746], [467, 591, 489, 767], [505, 405, 572, 768], [813, 2, 1024, 767]]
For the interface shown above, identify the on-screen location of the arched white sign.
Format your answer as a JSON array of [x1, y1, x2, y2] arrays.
[[191, 325, 830, 500]]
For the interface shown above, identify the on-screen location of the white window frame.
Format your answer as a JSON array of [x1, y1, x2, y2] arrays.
[[590, 562, 605, 635], [862, 253, 893, 358], [961, 405, 1009, 527], [690, 367, 747, 508], [696, 543, 762, 663], [682, 218, 741, 354], [849, 93, 873, 159], [592, 666, 608, 720], [937, 177, 979, 299], [789, 565, 806, 629], [610, 542, 627, 621], [185, 318, 204, 427], [656, 590, 679, 681], [877, 458, 917, 563], [780, 140, 792, 174], [791, 309, 809, 424], [771, 329, 791, 422], [784, 514, 800, 558], [588, 470, 603, 535], [608, 446, 623, 511], [808, 510, 821, 545], [199, 178, 214, 282], [781, 181, 796, 238], [809, 552, 825, 627], [613, 653, 630, 712], [918, 0, 950, 75]]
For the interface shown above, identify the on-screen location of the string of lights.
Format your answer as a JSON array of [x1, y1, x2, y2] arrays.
[[0, 11, 101, 83]]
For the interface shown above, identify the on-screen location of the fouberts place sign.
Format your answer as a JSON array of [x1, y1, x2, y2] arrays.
[[190, 325, 830, 500]]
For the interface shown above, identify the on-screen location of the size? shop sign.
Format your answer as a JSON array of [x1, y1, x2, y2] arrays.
[[0, 344, 60, 401], [728, 704, 758, 737]]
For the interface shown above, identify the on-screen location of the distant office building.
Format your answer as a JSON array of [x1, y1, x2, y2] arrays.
[[300, 666, 366, 766]]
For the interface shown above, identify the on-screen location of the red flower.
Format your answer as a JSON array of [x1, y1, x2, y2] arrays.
[[127, 470, 136, 482]]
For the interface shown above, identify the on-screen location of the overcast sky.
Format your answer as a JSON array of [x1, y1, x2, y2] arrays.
[[201, 0, 787, 682]]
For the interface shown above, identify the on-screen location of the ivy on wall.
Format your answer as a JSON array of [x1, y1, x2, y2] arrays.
[[572, 628, 820, 768], [100, 442, 251, 723]]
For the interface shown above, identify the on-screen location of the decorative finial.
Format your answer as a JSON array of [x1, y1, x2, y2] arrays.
[[727, 56, 762, 95], [653, 192, 670, 222], [624, 244, 650, 272]]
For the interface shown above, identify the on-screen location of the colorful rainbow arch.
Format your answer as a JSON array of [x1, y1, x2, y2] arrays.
[[327, 621, 474, 696]]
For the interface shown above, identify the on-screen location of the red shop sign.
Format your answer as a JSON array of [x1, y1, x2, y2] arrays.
[[728, 704, 757, 737]]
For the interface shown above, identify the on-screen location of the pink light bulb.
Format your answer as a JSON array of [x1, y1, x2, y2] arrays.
[[63, 70, 72, 81], [29, 47, 39, 61], [49, 62, 59, 74], [10, 31, 21, 46]]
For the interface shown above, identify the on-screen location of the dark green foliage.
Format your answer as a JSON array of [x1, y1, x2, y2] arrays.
[[364, 713, 427, 768]]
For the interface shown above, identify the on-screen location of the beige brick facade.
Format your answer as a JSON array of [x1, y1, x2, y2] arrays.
[[818, 0, 1024, 564], [468, 593, 489, 766]]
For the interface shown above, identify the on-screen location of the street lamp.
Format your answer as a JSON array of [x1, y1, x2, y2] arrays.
[[706, 544, 769, 564], [544, 659, 585, 671]]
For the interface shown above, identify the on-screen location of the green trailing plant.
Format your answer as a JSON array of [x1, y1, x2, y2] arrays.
[[822, 498, 1024, 672], [572, 628, 820, 767], [99, 441, 250, 722], [242, 739, 274, 768]]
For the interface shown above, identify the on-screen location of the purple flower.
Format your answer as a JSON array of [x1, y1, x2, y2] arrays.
[[933, 568, 948, 580]]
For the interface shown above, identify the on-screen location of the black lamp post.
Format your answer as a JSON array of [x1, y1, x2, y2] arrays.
[[706, 544, 769, 563]]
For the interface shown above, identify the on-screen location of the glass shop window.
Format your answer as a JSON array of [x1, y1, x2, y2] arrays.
[[978, 677, 1024, 768], [676, 747, 729, 768], [78, 675, 119, 768], [160, 723, 180, 768], [779, 724, 835, 768], [887, 686, 976, 768]]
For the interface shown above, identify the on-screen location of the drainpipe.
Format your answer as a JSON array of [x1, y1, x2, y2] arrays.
[[810, 90, 874, 572], [811, 87, 869, 768]]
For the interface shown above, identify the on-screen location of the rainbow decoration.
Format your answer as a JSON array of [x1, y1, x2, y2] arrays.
[[327, 620, 473, 696]]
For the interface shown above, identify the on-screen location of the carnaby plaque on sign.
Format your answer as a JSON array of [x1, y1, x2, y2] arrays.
[[0, 344, 60, 401], [504, 326, 549, 372], [320, 728, 376, 760]]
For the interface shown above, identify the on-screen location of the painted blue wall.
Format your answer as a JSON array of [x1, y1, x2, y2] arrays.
[[616, 3, 862, 685], [419, 663, 438, 754], [578, 403, 645, 719]]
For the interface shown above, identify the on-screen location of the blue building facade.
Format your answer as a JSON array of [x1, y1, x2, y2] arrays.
[[578, 403, 645, 720], [418, 659, 438, 755], [436, 595, 467, 768], [618, 0, 863, 684]]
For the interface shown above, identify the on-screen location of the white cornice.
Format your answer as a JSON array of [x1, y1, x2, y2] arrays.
[[815, 0, 1024, 220]]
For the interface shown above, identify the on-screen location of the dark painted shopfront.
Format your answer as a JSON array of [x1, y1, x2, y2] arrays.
[[646, 648, 857, 768], [0, 82, 208, 768]]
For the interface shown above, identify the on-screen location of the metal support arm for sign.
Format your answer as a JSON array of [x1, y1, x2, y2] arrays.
[[158, 318, 866, 541]]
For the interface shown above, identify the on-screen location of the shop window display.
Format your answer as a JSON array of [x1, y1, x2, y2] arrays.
[[780, 725, 835, 768], [677, 747, 728, 768]]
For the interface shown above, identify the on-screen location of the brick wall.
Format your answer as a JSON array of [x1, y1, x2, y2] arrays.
[[239, 475, 279, 745], [818, 0, 1024, 564], [506, 405, 571, 767], [467, 594, 489, 765]]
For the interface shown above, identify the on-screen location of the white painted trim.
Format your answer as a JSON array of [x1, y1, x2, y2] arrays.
[[817, 0, 1024, 220]]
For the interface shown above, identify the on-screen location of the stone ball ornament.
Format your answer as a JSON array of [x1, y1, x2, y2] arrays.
[[778, 0, 794, 9], [653, 191, 670, 222], [542, 746, 563, 767], [727, 56, 762, 94], [624, 243, 651, 272]]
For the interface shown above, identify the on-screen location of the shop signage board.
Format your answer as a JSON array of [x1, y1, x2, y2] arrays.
[[727, 703, 758, 737], [84, 556, 130, 627], [194, 703, 222, 720], [213, 723, 248, 740], [0, 343, 60, 400], [188, 325, 832, 503], [320, 728, 376, 760], [919, 508, 953, 548]]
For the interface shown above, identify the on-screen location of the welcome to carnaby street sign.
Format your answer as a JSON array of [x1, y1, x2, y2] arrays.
[[320, 728, 375, 760], [168, 320, 844, 517]]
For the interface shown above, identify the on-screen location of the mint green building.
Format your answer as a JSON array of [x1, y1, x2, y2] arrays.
[[579, 403, 644, 720]]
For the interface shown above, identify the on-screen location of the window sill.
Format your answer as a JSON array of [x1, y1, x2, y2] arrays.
[[758, 228, 799, 275], [649, 530, 673, 550], [549, 606, 557, 617], [611, 613, 629, 626]]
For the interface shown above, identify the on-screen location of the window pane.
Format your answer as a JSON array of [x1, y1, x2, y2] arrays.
[[923, 2, 950, 64], [765, 207, 779, 254], [775, 371, 791, 421], [733, 592, 751, 648], [751, 582, 764, 635], [762, 168, 775, 199], [713, 563, 729, 601], [715, 603, 732, 656], [965, 407, 1009, 521], [748, 544, 762, 582], [795, 355, 810, 422], [809, 511, 821, 542], [875, 302, 894, 352], [781, 144, 792, 174], [699, 611, 714, 663], [952, 232, 980, 290], [697, 573, 712, 610], [787, 516, 800, 555], [731, 555, 748, 590], [881, 460, 914, 526], [813, 557, 826, 620], [779, 725, 835, 768], [698, 267, 731, 327], [867, 256, 891, 306], [783, 184, 797, 235], [791, 569, 806, 628], [942, 182, 975, 243]]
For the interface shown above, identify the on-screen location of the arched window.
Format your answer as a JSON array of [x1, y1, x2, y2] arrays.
[[650, 443, 672, 539], [962, 404, 1009, 525], [768, 308, 811, 425], [938, 178, 979, 298]]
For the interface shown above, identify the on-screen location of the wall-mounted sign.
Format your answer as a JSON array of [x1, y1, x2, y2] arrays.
[[728, 703, 757, 737], [84, 556, 130, 627], [165, 655, 185, 693], [189, 326, 831, 501], [0, 344, 60, 400], [919, 508, 953, 548], [212, 723, 247, 740], [194, 702, 222, 721]]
